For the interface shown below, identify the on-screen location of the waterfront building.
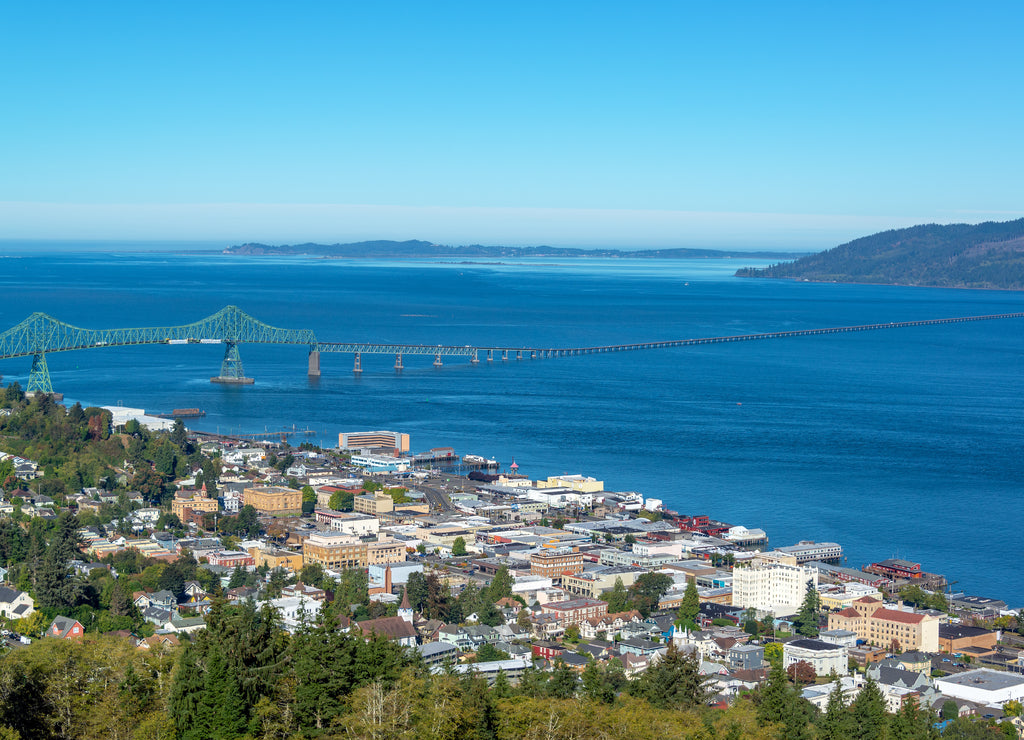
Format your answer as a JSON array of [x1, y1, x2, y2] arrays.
[[349, 455, 409, 473], [865, 558, 923, 580], [243, 485, 301, 516], [774, 541, 843, 565], [339, 431, 410, 453], [535, 474, 604, 493]]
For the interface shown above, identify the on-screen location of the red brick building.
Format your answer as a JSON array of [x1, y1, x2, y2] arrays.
[[539, 597, 608, 626]]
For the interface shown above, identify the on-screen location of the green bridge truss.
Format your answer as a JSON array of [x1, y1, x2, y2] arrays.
[[2, 306, 1023, 394], [0, 306, 317, 393]]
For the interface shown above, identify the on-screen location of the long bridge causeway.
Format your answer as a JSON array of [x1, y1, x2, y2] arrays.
[[1, 305, 1021, 394]]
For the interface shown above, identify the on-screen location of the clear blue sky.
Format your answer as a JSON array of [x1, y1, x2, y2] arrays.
[[2, 2, 1022, 249]]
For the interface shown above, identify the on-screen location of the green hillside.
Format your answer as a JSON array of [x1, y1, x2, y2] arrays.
[[735, 218, 1024, 290]]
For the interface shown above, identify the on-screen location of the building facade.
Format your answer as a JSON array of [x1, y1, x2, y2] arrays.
[[302, 532, 367, 570], [731, 555, 818, 616], [243, 486, 302, 516]]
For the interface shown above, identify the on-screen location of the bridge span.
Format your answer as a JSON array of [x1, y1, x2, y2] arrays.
[[0, 306, 1021, 393]]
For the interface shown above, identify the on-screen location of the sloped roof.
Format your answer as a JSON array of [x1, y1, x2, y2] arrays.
[[358, 616, 417, 641]]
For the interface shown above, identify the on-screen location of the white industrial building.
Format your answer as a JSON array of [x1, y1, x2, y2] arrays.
[[934, 670, 1024, 707]]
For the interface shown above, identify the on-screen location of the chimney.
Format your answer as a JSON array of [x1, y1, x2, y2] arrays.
[[385, 565, 392, 594]]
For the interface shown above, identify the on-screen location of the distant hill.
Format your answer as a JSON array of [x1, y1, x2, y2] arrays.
[[734, 218, 1024, 290], [223, 240, 800, 260]]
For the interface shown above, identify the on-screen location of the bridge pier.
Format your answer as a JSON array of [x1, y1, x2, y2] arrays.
[[433, 352, 443, 368], [394, 352, 403, 371], [502, 350, 508, 361], [353, 351, 362, 374], [487, 349, 493, 362], [211, 341, 254, 384], [471, 350, 479, 364], [516, 350, 522, 360], [307, 350, 321, 377], [27, 351, 54, 395]]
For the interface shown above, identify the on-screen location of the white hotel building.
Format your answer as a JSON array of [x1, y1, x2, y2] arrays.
[[732, 552, 818, 616]]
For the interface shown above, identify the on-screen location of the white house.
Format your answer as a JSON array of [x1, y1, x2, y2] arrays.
[[783, 638, 848, 677], [0, 585, 35, 620]]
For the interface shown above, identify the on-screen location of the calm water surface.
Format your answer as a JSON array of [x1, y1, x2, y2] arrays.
[[1, 251, 1021, 605]]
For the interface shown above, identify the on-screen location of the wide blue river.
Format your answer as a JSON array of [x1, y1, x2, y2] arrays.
[[1, 250, 1022, 606]]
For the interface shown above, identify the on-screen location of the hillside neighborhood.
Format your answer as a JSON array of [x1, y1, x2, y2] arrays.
[[2, 396, 1024, 738]]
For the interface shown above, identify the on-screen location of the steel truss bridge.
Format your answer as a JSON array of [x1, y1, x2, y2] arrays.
[[0, 305, 1022, 394]]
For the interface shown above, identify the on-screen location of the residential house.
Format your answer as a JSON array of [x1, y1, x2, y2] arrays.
[[46, 616, 85, 640], [0, 585, 35, 620]]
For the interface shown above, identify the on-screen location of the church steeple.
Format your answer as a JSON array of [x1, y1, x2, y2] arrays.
[[398, 587, 413, 624]]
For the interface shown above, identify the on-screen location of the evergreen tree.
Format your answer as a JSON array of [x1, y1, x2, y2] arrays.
[[604, 577, 631, 613], [890, 695, 937, 740], [546, 659, 578, 699], [818, 679, 853, 740], [630, 644, 712, 710], [793, 580, 821, 637], [849, 675, 889, 740], [676, 578, 700, 629]]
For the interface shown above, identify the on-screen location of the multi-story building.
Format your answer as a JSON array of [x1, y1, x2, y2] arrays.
[[366, 537, 407, 565], [339, 431, 410, 453], [243, 485, 302, 516], [353, 493, 395, 516], [540, 597, 608, 626], [561, 567, 644, 599], [171, 490, 219, 519], [774, 541, 843, 565], [731, 553, 817, 616], [314, 509, 380, 537], [302, 532, 366, 570], [783, 638, 848, 676], [530, 548, 584, 582], [827, 597, 940, 652], [864, 558, 923, 580], [206, 551, 255, 567]]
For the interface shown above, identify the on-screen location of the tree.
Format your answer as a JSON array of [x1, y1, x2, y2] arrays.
[[451, 536, 467, 557], [473, 643, 510, 663], [328, 490, 354, 511], [757, 663, 814, 740], [763, 641, 783, 670], [849, 675, 889, 740], [604, 577, 630, 613], [628, 572, 673, 617], [819, 679, 854, 740], [793, 581, 821, 637], [301, 485, 316, 502], [676, 579, 700, 630], [787, 660, 816, 685], [630, 644, 713, 710], [488, 566, 513, 602]]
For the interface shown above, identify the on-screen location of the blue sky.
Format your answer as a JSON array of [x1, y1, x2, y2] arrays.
[[2, 2, 1022, 249]]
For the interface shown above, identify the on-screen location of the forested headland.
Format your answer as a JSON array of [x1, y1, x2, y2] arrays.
[[734, 218, 1024, 290]]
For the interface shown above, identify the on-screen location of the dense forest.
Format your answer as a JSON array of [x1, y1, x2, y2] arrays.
[[734, 219, 1024, 290], [223, 240, 799, 260]]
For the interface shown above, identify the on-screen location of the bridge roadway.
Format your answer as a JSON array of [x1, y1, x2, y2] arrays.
[[314, 312, 1024, 370], [1, 305, 1022, 390]]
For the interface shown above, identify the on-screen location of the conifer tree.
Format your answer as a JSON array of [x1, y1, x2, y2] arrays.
[[849, 675, 889, 740], [818, 679, 853, 740], [793, 580, 821, 637], [676, 578, 700, 630]]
